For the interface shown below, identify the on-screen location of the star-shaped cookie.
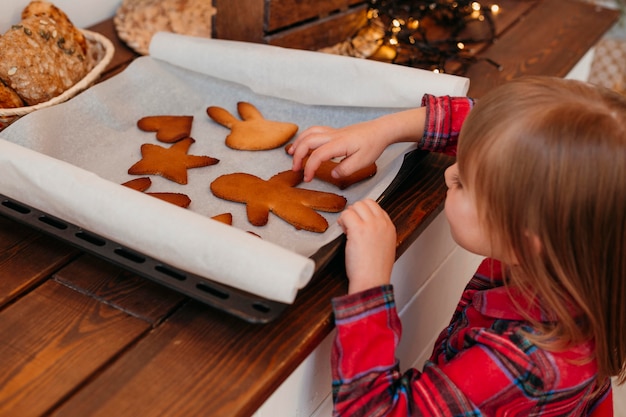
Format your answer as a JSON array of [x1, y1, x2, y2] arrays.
[[128, 137, 219, 184]]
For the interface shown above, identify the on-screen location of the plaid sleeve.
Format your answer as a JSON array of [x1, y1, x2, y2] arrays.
[[331, 286, 480, 417], [330, 281, 612, 416], [419, 94, 475, 156]]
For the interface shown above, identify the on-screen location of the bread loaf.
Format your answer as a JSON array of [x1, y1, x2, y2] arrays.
[[0, 1, 92, 107]]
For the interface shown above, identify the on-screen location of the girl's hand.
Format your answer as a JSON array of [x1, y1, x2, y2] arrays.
[[289, 121, 390, 183], [337, 199, 396, 294], [289, 107, 427, 182]]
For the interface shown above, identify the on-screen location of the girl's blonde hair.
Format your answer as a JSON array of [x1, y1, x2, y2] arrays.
[[457, 76, 626, 383]]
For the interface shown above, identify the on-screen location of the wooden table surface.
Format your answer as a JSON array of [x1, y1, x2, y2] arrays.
[[0, 1, 618, 416]]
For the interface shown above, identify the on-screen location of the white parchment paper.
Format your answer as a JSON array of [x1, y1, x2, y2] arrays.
[[0, 33, 469, 303]]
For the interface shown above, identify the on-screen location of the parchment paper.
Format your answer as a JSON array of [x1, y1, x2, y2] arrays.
[[0, 33, 469, 303]]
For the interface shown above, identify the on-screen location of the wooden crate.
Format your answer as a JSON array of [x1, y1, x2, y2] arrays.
[[212, 0, 369, 50]]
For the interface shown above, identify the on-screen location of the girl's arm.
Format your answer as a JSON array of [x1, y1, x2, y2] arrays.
[[331, 286, 481, 416], [289, 95, 474, 182]]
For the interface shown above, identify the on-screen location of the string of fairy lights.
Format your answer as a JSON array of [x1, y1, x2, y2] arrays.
[[323, 0, 503, 74]]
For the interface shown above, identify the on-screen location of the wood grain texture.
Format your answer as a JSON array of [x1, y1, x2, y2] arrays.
[[0, 217, 78, 308], [54, 254, 187, 324], [212, 0, 266, 42], [51, 262, 346, 417], [267, 0, 366, 32], [267, 5, 368, 49], [466, 0, 620, 97], [0, 280, 149, 417]]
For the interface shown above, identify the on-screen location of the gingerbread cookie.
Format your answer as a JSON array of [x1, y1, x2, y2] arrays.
[[137, 115, 193, 143], [210, 170, 346, 233], [285, 144, 377, 189], [128, 137, 219, 184], [206, 102, 298, 150], [122, 177, 192, 208], [211, 212, 232, 225]]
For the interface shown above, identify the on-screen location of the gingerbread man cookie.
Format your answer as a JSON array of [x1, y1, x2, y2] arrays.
[[210, 170, 346, 233]]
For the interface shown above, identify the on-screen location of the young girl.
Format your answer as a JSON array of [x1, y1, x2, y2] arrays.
[[289, 76, 625, 415]]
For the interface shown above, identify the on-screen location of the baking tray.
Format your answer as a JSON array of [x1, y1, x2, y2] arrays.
[[0, 149, 426, 323]]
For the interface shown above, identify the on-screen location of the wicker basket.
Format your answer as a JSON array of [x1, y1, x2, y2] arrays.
[[0, 29, 115, 132]]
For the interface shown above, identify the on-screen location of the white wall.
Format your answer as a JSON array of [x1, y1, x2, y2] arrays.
[[0, 0, 121, 32]]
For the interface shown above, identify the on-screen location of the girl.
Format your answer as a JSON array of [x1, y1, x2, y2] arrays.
[[288, 76, 626, 415]]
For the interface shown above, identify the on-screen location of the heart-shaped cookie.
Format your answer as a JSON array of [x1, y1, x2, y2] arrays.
[[137, 115, 194, 143]]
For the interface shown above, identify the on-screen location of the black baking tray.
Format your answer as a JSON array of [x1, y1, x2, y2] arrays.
[[0, 149, 426, 323]]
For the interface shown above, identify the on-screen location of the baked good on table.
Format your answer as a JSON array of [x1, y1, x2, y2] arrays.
[[0, 1, 92, 107], [128, 137, 219, 184], [210, 170, 347, 233], [207, 102, 299, 151], [122, 177, 192, 208], [137, 115, 193, 143], [211, 212, 232, 225], [285, 144, 377, 189], [0, 81, 25, 109], [114, 0, 217, 55]]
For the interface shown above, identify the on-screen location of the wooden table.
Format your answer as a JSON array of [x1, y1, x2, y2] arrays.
[[0, 1, 618, 416]]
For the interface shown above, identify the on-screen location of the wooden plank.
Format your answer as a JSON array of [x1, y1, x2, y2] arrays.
[[213, 0, 266, 43], [267, 0, 366, 32], [50, 291, 335, 417], [267, 5, 368, 49], [465, 0, 621, 97], [53, 254, 187, 324], [0, 280, 149, 417], [87, 19, 139, 80], [0, 217, 78, 307]]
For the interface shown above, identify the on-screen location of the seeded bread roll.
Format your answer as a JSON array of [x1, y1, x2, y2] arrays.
[[21, 1, 87, 56], [0, 79, 25, 109], [0, 1, 91, 106]]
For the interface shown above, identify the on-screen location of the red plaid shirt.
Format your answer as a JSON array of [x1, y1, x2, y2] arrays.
[[331, 96, 613, 416]]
